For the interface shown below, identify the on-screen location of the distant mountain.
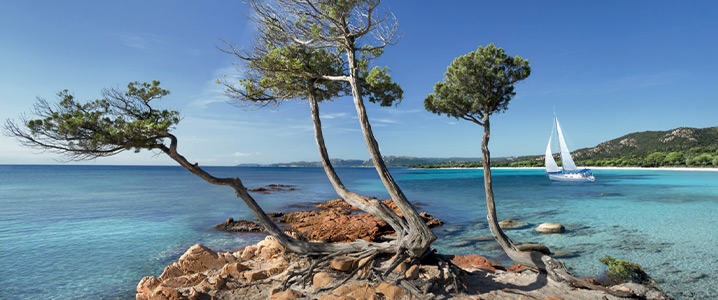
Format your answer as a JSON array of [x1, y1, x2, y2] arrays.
[[572, 126, 718, 161], [244, 156, 483, 167], [239, 126, 718, 168]]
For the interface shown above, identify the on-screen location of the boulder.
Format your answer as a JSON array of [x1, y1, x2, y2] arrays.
[[377, 282, 404, 300], [269, 289, 303, 300], [405, 265, 420, 280], [215, 218, 262, 232], [330, 256, 356, 272], [332, 283, 378, 299], [516, 243, 551, 255], [451, 254, 507, 272], [498, 219, 529, 230], [313, 272, 336, 288], [535, 222, 565, 233], [177, 244, 228, 273]]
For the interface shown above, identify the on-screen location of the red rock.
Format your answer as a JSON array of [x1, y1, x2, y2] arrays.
[[220, 262, 249, 278], [377, 282, 404, 300], [137, 276, 160, 296], [332, 283, 377, 299], [542, 297, 565, 300], [177, 244, 226, 273], [405, 265, 420, 280], [269, 289, 303, 300], [315, 198, 356, 210], [451, 254, 507, 272], [313, 272, 335, 288], [330, 256, 356, 272], [244, 269, 269, 282], [420, 211, 444, 228]]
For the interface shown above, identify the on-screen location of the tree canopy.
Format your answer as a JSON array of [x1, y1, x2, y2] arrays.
[[424, 43, 530, 125], [4, 81, 179, 160]]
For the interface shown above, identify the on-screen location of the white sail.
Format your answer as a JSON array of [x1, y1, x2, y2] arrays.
[[555, 117, 578, 171], [545, 135, 560, 173]]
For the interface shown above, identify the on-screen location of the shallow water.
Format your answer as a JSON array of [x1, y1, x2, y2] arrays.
[[0, 165, 715, 299]]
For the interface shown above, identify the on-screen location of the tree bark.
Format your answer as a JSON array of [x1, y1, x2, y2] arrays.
[[344, 48, 437, 258], [159, 134, 397, 255], [480, 116, 547, 270], [308, 91, 409, 236]]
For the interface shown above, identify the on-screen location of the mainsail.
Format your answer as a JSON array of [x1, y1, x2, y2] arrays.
[[555, 117, 578, 171]]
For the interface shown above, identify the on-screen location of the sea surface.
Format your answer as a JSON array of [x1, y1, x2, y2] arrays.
[[0, 165, 716, 299]]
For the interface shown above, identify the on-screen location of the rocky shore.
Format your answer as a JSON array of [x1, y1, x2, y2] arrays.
[[137, 199, 673, 300]]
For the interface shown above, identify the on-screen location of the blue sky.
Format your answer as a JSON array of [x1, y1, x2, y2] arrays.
[[1, 1, 717, 165]]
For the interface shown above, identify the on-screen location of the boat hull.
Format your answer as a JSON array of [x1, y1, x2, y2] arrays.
[[547, 169, 595, 182]]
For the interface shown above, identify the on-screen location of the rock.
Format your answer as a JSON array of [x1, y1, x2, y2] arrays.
[[542, 297, 565, 300], [377, 282, 404, 300], [244, 269, 269, 282], [516, 243, 551, 255], [467, 236, 494, 242], [241, 246, 257, 261], [507, 264, 535, 272], [579, 277, 601, 285], [257, 236, 285, 252], [315, 198, 356, 210], [136, 276, 160, 296], [215, 218, 262, 232], [451, 254, 507, 272], [177, 244, 228, 273], [498, 219, 529, 230], [330, 256, 356, 272], [332, 283, 378, 299], [420, 211, 443, 228], [405, 264, 420, 280], [451, 240, 474, 247], [250, 184, 296, 193], [269, 289, 303, 300], [553, 251, 579, 259], [535, 222, 565, 233], [419, 265, 441, 280], [220, 262, 249, 278], [313, 272, 335, 288]]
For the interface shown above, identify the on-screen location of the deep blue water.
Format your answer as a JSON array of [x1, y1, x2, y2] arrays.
[[0, 165, 715, 299]]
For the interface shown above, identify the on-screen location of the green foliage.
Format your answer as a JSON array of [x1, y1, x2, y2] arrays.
[[599, 255, 645, 285], [362, 66, 403, 106], [7, 81, 179, 160], [644, 152, 666, 167], [425, 44, 530, 122]]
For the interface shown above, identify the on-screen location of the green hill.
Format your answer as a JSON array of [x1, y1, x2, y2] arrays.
[[573, 127, 718, 160]]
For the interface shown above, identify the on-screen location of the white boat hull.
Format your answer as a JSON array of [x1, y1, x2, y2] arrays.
[[548, 172, 595, 182]]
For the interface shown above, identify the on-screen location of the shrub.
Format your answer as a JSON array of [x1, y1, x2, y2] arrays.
[[599, 255, 646, 285]]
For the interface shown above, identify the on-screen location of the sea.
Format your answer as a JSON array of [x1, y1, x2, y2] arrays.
[[0, 165, 716, 299]]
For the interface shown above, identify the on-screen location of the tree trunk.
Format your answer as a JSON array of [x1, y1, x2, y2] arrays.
[[308, 91, 409, 236], [480, 116, 547, 270], [344, 49, 437, 258], [159, 134, 397, 256]]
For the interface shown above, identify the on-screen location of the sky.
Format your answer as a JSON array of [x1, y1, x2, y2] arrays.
[[1, 1, 717, 166]]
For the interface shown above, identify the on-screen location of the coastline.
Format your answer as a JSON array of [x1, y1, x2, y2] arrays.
[[428, 166, 718, 172]]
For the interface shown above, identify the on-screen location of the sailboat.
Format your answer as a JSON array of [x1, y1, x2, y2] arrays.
[[545, 115, 595, 182]]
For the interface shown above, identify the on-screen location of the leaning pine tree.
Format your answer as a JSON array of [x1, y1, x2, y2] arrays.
[[424, 44, 635, 297], [219, 38, 410, 250], [3, 81, 399, 258], [245, 0, 437, 261]]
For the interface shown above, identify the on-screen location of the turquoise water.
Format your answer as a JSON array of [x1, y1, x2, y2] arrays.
[[0, 166, 715, 299]]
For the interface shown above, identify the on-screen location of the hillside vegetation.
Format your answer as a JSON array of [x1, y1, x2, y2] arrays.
[[417, 126, 718, 168]]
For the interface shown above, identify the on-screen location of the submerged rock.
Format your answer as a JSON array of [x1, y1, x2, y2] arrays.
[[498, 219, 529, 230], [516, 243, 552, 255], [536, 222, 566, 233], [215, 218, 262, 232]]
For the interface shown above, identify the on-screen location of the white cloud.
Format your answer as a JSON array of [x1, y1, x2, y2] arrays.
[[232, 152, 253, 157], [116, 33, 166, 49], [322, 112, 347, 119]]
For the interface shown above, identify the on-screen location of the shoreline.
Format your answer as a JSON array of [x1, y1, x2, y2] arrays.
[[426, 166, 718, 172]]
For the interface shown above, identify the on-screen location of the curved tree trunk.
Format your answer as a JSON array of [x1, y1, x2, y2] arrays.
[[344, 49, 437, 258], [308, 91, 409, 236], [159, 134, 397, 255], [480, 116, 547, 269]]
